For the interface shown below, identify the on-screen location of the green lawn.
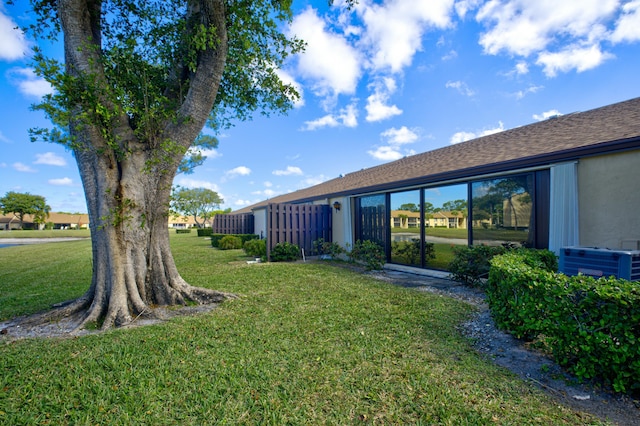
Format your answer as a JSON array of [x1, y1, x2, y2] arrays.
[[0, 229, 92, 239], [0, 233, 605, 424]]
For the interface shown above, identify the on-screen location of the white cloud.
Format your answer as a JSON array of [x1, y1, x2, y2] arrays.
[[357, 0, 454, 73], [515, 61, 529, 74], [477, 0, 618, 57], [367, 146, 404, 161], [476, 0, 620, 76], [513, 84, 543, 99], [273, 166, 303, 176], [368, 125, 419, 161], [186, 146, 222, 160], [13, 162, 36, 173], [0, 11, 28, 61], [289, 7, 361, 98], [441, 49, 458, 61], [226, 166, 251, 178], [7, 68, 54, 98], [252, 188, 279, 198], [264, 181, 273, 188], [302, 102, 358, 130], [381, 126, 419, 145], [48, 177, 73, 186], [533, 109, 562, 121], [445, 80, 475, 96], [234, 199, 253, 207], [299, 174, 329, 187], [365, 77, 402, 122], [610, 1, 640, 43], [450, 121, 505, 144], [536, 44, 614, 77], [455, 0, 483, 19], [34, 152, 67, 166], [174, 178, 220, 191]]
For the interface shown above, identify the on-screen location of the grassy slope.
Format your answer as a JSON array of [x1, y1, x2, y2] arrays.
[[0, 233, 604, 424]]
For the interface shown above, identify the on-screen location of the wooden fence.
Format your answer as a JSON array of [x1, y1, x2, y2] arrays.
[[267, 203, 332, 259], [213, 213, 255, 235]]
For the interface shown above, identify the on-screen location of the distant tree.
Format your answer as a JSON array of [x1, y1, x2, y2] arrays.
[[0, 191, 50, 229], [171, 187, 223, 228], [442, 199, 468, 217], [398, 203, 419, 212]]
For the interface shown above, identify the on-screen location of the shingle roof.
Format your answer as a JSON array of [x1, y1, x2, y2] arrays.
[[236, 97, 640, 213]]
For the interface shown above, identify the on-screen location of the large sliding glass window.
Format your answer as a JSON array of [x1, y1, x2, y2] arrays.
[[354, 170, 549, 270], [423, 184, 468, 269], [390, 190, 421, 267], [471, 174, 534, 247]]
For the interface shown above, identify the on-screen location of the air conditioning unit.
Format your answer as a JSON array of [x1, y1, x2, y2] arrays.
[[559, 247, 640, 281]]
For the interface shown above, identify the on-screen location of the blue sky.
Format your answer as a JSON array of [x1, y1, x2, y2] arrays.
[[1, 0, 640, 214]]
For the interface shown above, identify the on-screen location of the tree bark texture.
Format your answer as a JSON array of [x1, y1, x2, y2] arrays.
[[52, 0, 232, 329]]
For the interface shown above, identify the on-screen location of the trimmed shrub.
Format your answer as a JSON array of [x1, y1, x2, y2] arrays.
[[348, 240, 385, 271], [244, 239, 266, 258], [175, 228, 192, 234], [488, 251, 640, 393], [218, 235, 242, 250], [197, 228, 213, 237], [448, 245, 507, 286], [211, 234, 258, 248], [270, 242, 300, 262], [312, 238, 345, 258]]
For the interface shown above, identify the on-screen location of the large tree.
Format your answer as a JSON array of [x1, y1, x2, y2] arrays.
[[171, 186, 223, 228], [0, 191, 51, 229], [19, 0, 315, 330]]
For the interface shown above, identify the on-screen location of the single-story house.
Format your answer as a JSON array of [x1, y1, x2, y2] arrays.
[[231, 97, 640, 271], [0, 212, 90, 230]]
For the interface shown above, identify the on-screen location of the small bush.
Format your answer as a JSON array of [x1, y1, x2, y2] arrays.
[[218, 235, 242, 250], [197, 228, 213, 237], [244, 239, 266, 258], [270, 242, 301, 262], [448, 245, 507, 286], [175, 228, 192, 234], [313, 238, 345, 258], [211, 234, 258, 248], [348, 240, 385, 270]]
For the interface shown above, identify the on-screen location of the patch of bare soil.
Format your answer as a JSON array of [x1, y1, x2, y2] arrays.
[[365, 268, 640, 426], [0, 303, 220, 341]]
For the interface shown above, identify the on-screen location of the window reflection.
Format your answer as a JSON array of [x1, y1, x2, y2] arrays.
[[423, 184, 468, 270], [471, 174, 533, 247], [390, 190, 421, 267], [356, 194, 387, 248]]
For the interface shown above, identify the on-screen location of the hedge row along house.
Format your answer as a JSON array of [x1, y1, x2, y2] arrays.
[[223, 97, 639, 271]]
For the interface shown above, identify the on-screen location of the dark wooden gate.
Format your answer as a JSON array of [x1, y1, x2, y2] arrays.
[[267, 203, 332, 259], [213, 213, 255, 235]]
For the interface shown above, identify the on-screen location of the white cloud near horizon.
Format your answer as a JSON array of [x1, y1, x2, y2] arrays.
[[302, 102, 358, 130], [175, 178, 220, 192], [273, 166, 303, 176], [48, 177, 73, 186], [13, 162, 36, 173], [445, 80, 475, 97], [34, 152, 67, 166], [533, 109, 563, 121], [7, 67, 54, 98], [0, 10, 28, 61], [226, 166, 251, 178], [450, 121, 505, 144], [368, 125, 419, 161]]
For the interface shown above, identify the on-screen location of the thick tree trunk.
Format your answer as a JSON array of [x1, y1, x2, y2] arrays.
[[40, 0, 233, 331]]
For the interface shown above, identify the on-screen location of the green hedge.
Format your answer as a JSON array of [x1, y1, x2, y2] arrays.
[[210, 234, 258, 248], [488, 251, 640, 393], [197, 228, 213, 237], [175, 228, 192, 234]]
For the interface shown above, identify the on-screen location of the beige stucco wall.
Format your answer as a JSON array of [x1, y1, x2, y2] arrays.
[[578, 150, 640, 249]]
